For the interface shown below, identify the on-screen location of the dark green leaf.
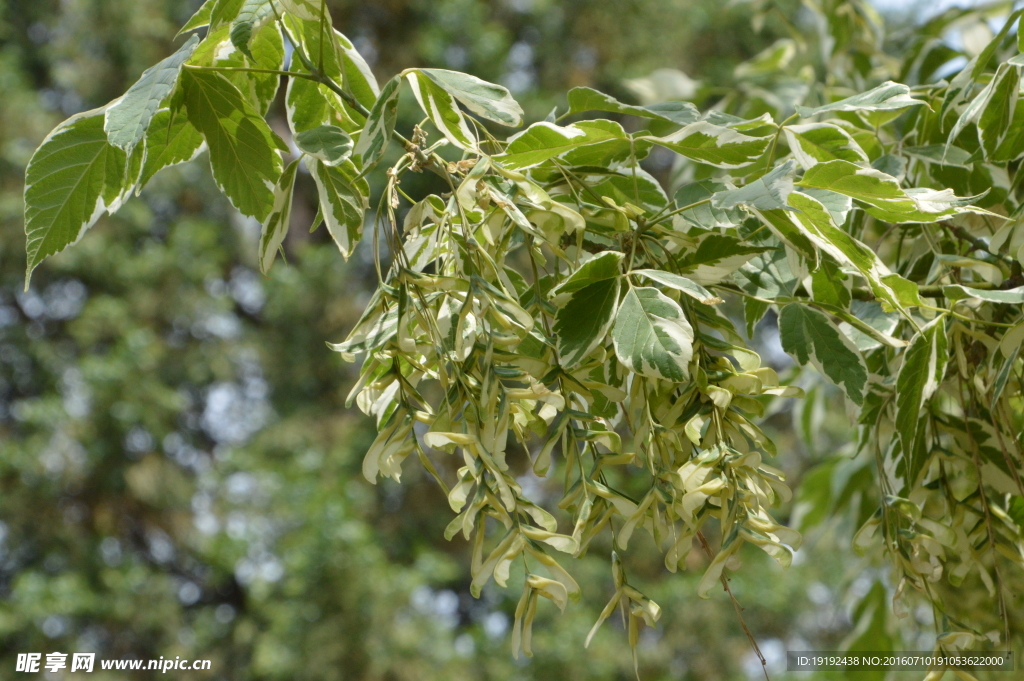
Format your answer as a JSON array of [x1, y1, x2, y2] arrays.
[[779, 303, 867, 405], [295, 124, 353, 165], [894, 318, 947, 484]]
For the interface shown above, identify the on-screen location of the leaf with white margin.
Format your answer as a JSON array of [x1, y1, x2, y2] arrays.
[[553, 256, 622, 368], [942, 284, 1024, 304], [613, 286, 694, 381], [190, 23, 285, 116], [415, 69, 523, 127], [711, 159, 796, 210], [353, 75, 400, 169], [838, 300, 900, 352], [783, 122, 868, 169], [779, 303, 867, 405], [180, 68, 286, 221], [784, 192, 920, 314], [259, 158, 299, 274], [496, 122, 619, 168], [230, 0, 318, 58], [632, 270, 721, 304], [945, 62, 1011, 154], [105, 34, 200, 151], [550, 251, 625, 304], [794, 187, 852, 225], [677, 234, 765, 285], [560, 120, 642, 167], [138, 106, 205, 188], [404, 70, 476, 150], [567, 86, 699, 125], [24, 108, 134, 286], [977, 63, 1021, 159], [672, 180, 744, 228], [796, 159, 992, 224], [285, 18, 380, 109], [557, 278, 618, 368], [895, 317, 947, 484], [307, 157, 368, 259], [286, 74, 355, 135], [796, 81, 922, 117], [644, 121, 772, 169], [177, 0, 215, 36]]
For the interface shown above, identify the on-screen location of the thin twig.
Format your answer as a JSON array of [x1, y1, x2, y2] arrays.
[[697, 531, 770, 681]]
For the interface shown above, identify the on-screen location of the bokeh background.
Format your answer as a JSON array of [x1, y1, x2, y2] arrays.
[[0, 0, 993, 679]]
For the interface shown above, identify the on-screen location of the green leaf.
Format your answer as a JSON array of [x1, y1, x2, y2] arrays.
[[632, 270, 721, 305], [286, 74, 355, 135], [496, 122, 620, 168], [783, 123, 868, 169], [809, 257, 851, 308], [332, 31, 380, 110], [416, 69, 523, 127], [796, 81, 922, 117], [838, 300, 899, 352], [210, 0, 244, 27], [795, 187, 852, 225], [672, 180, 743, 228], [894, 317, 947, 484], [711, 159, 796, 210], [259, 158, 299, 273], [190, 23, 285, 115], [779, 303, 867, 405], [308, 158, 368, 259], [567, 86, 699, 125], [796, 159, 987, 224], [734, 39, 796, 78], [354, 76, 400, 169], [404, 70, 476, 150], [177, 0, 216, 36], [585, 168, 668, 212], [942, 284, 1024, 304], [613, 287, 694, 381], [677, 234, 765, 285], [138, 106, 205, 188], [645, 121, 771, 169], [560, 120, 643, 167], [24, 109, 133, 286], [754, 207, 819, 267], [902, 144, 972, 169], [104, 35, 200, 151], [554, 278, 620, 368], [977, 63, 1021, 160], [285, 18, 380, 113], [550, 252, 625, 303], [785, 192, 918, 313], [989, 98, 1024, 162], [946, 61, 1019, 155], [295, 124, 353, 165], [230, 0, 317, 58], [180, 67, 285, 221]]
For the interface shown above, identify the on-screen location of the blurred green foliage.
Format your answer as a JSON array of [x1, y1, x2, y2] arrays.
[[2, 0, 1003, 679]]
